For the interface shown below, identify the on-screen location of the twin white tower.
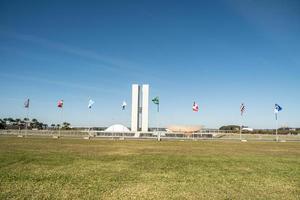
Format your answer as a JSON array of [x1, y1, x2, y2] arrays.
[[131, 84, 149, 132]]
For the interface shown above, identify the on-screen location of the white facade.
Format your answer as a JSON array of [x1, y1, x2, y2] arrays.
[[131, 84, 149, 132], [131, 84, 140, 132], [142, 84, 149, 132]]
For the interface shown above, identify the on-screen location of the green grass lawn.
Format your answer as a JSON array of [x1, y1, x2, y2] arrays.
[[0, 137, 299, 199]]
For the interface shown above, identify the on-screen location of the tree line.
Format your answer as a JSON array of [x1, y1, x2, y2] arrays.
[[219, 125, 300, 135], [0, 118, 71, 130]]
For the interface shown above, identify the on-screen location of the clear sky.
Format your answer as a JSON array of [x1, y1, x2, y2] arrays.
[[0, 0, 299, 129]]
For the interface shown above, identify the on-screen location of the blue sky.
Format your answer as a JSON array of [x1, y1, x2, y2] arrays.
[[0, 0, 299, 128]]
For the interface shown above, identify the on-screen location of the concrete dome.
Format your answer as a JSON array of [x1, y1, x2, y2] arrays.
[[105, 124, 130, 132]]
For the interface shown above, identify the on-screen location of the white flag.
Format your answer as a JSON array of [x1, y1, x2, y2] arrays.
[[88, 99, 95, 109]]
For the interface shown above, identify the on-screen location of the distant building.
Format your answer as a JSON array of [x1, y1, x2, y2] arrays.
[[131, 84, 149, 132], [166, 125, 203, 133], [105, 124, 130, 132], [242, 127, 253, 131]]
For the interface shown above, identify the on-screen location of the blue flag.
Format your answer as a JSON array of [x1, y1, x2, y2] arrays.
[[275, 104, 282, 112], [274, 104, 282, 120]]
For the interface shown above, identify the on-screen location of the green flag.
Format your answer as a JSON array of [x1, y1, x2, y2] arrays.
[[152, 96, 159, 112], [152, 97, 159, 105]]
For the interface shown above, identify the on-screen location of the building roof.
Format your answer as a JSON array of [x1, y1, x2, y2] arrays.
[[104, 124, 130, 132], [166, 125, 203, 133]]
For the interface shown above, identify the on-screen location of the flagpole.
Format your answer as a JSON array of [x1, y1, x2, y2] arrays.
[[151, 97, 160, 141], [157, 104, 159, 131], [89, 107, 93, 137], [121, 101, 126, 139], [123, 105, 126, 139], [274, 104, 282, 142], [122, 107, 124, 139], [88, 108, 91, 137], [194, 106, 197, 140], [26, 107, 29, 137], [276, 114, 278, 142], [157, 108, 160, 141], [122, 111, 124, 138], [240, 114, 242, 141], [192, 101, 199, 140], [59, 107, 63, 137]]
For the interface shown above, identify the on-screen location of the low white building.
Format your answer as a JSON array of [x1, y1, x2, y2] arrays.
[[104, 124, 130, 132]]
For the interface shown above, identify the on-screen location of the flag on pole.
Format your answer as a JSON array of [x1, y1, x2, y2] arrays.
[[57, 100, 64, 108], [240, 103, 245, 116], [152, 96, 159, 112], [88, 99, 95, 109], [192, 102, 199, 112], [274, 104, 282, 120], [152, 96, 159, 105], [24, 98, 30, 108], [122, 101, 127, 110]]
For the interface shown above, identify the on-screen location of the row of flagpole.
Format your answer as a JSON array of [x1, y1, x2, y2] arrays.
[[22, 97, 160, 135], [239, 103, 283, 141], [192, 101, 283, 141], [22, 97, 283, 141]]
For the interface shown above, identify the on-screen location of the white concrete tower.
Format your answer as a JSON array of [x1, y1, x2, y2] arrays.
[[131, 84, 149, 132], [142, 84, 149, 132], [131, 84, 140, 132]]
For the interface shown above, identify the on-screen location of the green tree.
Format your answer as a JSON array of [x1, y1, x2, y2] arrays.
[[42, 123, 48, 130], [0, 119, 6, 129], [51, 124, 56, 129], [219, 125, 240, 131], [31, 119, 39, 129], [7, 118, 15, 123], [62, 122, 71, 130]]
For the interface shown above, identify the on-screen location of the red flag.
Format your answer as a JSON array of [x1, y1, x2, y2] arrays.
[[192, 102, 199, 112], [57, 100, 63, 108]]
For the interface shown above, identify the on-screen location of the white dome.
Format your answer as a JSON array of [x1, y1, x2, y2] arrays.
[[105, 124, 130, 132]]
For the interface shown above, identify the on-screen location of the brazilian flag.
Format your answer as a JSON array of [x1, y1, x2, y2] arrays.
[[152, 97, 159, 112]]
